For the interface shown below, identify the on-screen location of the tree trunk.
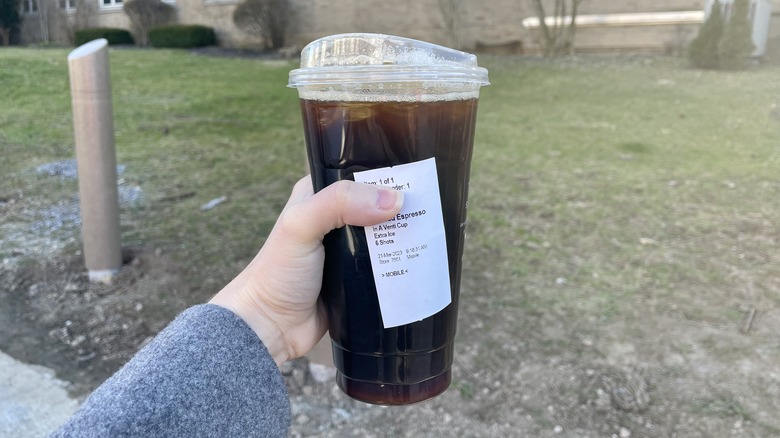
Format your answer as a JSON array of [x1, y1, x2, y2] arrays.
[[530, 0, 554, 56], [565, 0, 583, 54], [0, 28, 10, 46]]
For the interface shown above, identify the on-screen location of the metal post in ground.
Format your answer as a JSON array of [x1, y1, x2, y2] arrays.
[[67, 39, 122, 284]]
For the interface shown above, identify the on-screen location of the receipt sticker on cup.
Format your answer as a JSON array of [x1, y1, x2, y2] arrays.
[[354, 157, 451, 328]]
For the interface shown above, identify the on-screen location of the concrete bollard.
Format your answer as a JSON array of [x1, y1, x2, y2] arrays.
[[67, 39, 122, 284]]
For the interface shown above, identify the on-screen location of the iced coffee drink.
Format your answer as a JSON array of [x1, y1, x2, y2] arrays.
[[289, 34, 489, 405]]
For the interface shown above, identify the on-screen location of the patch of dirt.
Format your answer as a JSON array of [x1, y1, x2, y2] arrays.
[[0, 248, 192, 397], [4, 159, 780, 435], [1, 219, 779, 436]]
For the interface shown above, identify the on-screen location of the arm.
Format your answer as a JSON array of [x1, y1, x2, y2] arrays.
[[51, 305, 290, 438], [51, 177, 403, 437]]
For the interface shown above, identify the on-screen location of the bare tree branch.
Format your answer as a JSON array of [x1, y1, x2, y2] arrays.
[[529, 0, 583, 56], [123, 0, 174, 46], [438, 0, 464, 49], [233, 0, 289, 50]]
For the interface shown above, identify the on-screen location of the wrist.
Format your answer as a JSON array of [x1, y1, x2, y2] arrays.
[[209, 287, 291, 366]]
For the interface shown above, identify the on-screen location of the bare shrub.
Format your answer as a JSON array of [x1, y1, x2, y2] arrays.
[[58, 0, 96, 45], [123, 0, 174, 46], [439, 0, 465, 49], [232, 0, 289, 51], [529, 0, 583, 56]]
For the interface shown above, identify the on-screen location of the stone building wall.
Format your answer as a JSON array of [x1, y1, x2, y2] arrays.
[[18, 0, 780, 56]]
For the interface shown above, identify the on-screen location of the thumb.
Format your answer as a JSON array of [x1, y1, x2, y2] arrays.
[[276, 177, 404, 245]]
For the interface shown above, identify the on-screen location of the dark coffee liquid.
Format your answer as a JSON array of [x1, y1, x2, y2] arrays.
[[301, 98, 479, 405]]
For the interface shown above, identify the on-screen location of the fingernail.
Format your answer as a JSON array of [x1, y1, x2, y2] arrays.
[[376, 188, 403, 211]]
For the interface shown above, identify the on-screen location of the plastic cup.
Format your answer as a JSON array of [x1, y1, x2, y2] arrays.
[[288, 33, 489, 405]]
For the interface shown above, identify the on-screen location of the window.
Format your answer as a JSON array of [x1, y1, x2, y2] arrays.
[[100, 0, 123, 9], [59, 0, 76, 10], [21, 0, 38, 14]]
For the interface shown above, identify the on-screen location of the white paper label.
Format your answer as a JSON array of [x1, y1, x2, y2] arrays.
[[354, 157, 452, 328]]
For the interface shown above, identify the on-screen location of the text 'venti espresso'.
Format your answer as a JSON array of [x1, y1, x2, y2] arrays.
[[370, 210, 428, 246]]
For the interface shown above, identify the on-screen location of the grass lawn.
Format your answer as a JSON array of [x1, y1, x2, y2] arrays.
[[2, 47, 780, 435], [470, 55, 780, 329], [2, 48, 304, 285]]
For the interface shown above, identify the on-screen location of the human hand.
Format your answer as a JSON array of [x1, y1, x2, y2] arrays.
[[210, 176, 403, 365]]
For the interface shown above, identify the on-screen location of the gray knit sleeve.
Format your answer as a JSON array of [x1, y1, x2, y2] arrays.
[[51, 304, 291, 437]]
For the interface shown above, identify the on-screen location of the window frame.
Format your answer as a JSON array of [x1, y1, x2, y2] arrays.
[[99, 0, 124, 11], [59, 0, 77, 11], [21, 0, 38, 15]]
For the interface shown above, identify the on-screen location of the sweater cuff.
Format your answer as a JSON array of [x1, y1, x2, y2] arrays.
[[52, 304, 291, 437]]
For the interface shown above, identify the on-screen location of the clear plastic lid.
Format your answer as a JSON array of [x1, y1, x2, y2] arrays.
[[288, 33, 489, 88]]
